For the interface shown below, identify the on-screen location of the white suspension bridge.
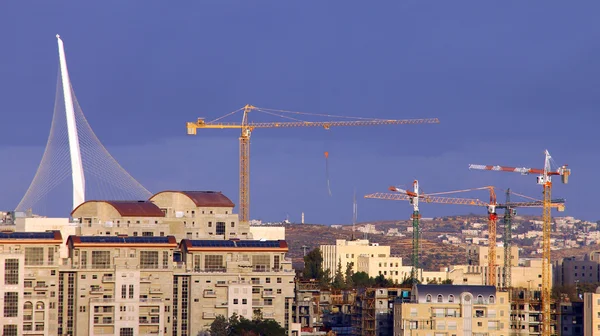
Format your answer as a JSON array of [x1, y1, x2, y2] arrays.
[[16, 35, 151, 215]]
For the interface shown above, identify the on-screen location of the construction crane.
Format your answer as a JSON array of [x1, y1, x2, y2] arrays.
[[388, 181, 421, 283], [365, 185, 565, 287], [187, 104, 439, 224], [469, 150, 571, 336]]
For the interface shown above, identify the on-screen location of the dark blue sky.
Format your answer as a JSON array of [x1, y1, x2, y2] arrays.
[[0, 1, 598, 223]]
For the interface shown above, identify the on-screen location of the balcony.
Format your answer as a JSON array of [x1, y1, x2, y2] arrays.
[[149, 308, 161, 315], [262, 291, 275, 298], [203, 312, 216, 319], [102, 276, 115, 283], [263, 312, 275, 318], [140, 277, 152, 283], [149, 288, 162, 294], [214, 302, 228, 308], [34, 285, 49, 291], [252, 300, 263, 307], [215, 281, 227, 287], [23, 295, 46, 300], [204, 290, 217, 298], [89, 287, 110, 295]]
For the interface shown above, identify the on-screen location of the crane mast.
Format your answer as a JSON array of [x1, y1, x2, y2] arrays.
[[502, 188, 514, 289]]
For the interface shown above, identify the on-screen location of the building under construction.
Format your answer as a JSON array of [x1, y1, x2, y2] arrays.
[[509, 288, 557, 336], [352, 288, 409, 336]]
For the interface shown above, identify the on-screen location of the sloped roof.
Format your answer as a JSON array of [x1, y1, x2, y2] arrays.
[[0, 231, 62, 241], [151, 191, 235, 208], [180, 239, 288, 251], [68, 235, 177, 247], [71, 200, 165, 217]]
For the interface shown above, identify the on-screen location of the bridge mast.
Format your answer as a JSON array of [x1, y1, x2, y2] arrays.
[[56, 35, 85, 210]]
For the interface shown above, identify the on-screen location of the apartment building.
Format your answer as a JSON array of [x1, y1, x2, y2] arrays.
[[466, 245, 520, 267], [393, 284, 510, 336], [177, 239, 295, 334], [556, 301, 583, 336], [554, 251, 600, 287], [321, 239, 389, 276], [584, 289, 600, 336], [71, 191, 250, 241], [59, 235, 178, 336], [0, 231, 63, 336]]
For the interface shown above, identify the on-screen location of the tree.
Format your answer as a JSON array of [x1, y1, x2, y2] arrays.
[[333, 258, 345, 289], [320, 269, 332, 288], [345, 262, 355, 288], [373, 274, 393, 287], [209, 315, 228, 336], [209, 314, 286, 336], [302, 248, 324, 281], [441, 279, 453, 284], [351, 271, 372, 288]]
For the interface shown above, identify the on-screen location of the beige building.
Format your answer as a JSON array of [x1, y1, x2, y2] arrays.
[[584, 289, 600, 336], [320, 239, 391, 276], [393, 284, 510, 336], [0, 231, 63, 336], [466, 245, 520, 267], [72, 191, 251, 241], [249, 226, 286, 240], [14, 217, 76, 258], [178, 238, 295, 333]]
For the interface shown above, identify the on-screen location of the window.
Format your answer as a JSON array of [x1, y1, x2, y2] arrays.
[[208, 222, 212, 227], [234, 299, 239, 304], [274, 255, 280, 270], [129, 285, 134, 299], [47, 247, 54, 264], [231, 222, 235, 227], [437, 294, 443, 303], [204, 255, 224, 271], [142, 232, 153, 237], [2, 325, 17, 336], [160, 232, 165, 236], [4, 292, 18, 317], [81, 251, 87, 268], [277, 277, 282, 283], [477, 295, 484, 304], [140, 251, 159, 269], [277, 289, 282, 294], [426, 294, 432, 302], [242, 299, 247, 304], [121, 285, 127, 299], [252, 255, 270, 272], [25, 247, 44, 265], [4, 259, 19, 285], [489, 295, 495, 304], [216, 222, 226, 235], [120, 328, 134, 336], [163, 251, 169, 269], [448, 294, 455, 303], [92, 251, 111, 268]]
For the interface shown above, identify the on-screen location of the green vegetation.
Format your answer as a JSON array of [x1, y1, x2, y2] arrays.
[[207, 313, 286, 336]]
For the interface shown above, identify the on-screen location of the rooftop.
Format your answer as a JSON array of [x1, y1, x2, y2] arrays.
[[181, 239, 287, 251], [68, 235, 177, 246], [0, 231, 62, 241], [71, 200, 165, 217], [151, 190, 235, 208]]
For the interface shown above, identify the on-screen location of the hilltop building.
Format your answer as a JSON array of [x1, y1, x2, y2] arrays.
[[321, 239, 447, 284]]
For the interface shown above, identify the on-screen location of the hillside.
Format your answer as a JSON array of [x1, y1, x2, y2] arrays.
[[284, 222, 467, 271]]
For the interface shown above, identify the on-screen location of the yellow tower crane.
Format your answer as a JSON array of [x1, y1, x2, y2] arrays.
[[187, 104, 439, 224], [469, 150, 570, 336]]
